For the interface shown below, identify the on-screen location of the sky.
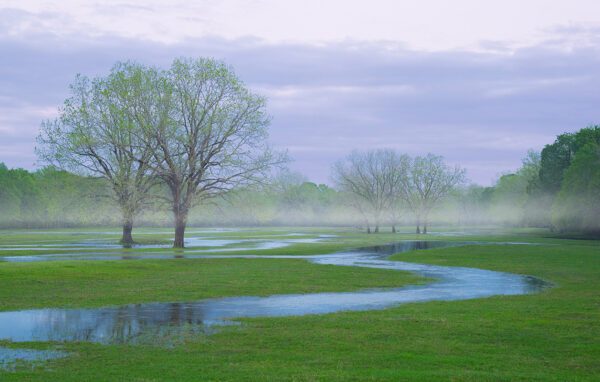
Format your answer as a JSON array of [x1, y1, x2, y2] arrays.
[[1, 1, 600, 185]]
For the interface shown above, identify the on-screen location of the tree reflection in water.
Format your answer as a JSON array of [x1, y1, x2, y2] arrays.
[[0, 241, 551, 345]]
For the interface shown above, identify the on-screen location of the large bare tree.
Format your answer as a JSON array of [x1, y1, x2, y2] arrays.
[[140, 58, 285, 247], [332, 149, 409, 233], [36, 64, 162, 245], [401, 153, 466, 234]]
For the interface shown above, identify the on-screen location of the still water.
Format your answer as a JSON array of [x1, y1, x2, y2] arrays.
[[0, 241, 550, 344], [0, 235, 334, 261]]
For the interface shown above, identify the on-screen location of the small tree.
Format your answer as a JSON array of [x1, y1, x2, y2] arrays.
[[36, 65, 160, 245], [332, 149, 409, 233], [401, 154, 466, 234]]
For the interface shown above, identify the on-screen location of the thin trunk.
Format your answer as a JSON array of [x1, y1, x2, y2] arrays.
[[374, 223, 379, 233], [423, 224, 428, 234], [174, 213, 187, 248], [416, 215, 421, 234], [367, 226, 371, 234], [392, 225, 396, 233], [121, 218, 134, 247]]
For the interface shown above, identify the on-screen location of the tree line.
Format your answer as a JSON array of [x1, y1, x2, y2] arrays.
[[2, 122, 599, 237], [2, 57, 599, 239]]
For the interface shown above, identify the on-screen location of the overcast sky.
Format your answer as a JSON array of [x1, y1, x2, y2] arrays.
[[2, 1, 600, 185]]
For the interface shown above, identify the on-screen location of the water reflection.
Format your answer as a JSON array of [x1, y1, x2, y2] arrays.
[[0, 302, 224, 344], [0, 241, 551, 344]]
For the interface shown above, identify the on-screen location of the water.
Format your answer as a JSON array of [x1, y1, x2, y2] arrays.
[[0, 347, 67, 372], [0, 241, 550, 344], [0, 235, 333, 262]]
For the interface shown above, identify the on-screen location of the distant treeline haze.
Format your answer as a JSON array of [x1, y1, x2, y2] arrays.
[[1, 124, 599, 235]]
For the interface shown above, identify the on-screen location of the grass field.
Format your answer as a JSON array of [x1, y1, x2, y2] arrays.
[[0, 227, 598, 380]]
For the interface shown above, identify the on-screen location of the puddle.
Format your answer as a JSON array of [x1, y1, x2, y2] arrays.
[[0, 237, 246, 251], [0, 233, 336, 254], [0, 347, 67, 372], [0, 235, 334, 262], [0, 241, 550, 344]]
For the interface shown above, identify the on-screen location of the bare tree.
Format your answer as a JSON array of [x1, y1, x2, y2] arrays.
[[36, 65, 161, 245], [140, 58, 286, 247], [400, 153, 466, 234], [332, 149, 409, 233]]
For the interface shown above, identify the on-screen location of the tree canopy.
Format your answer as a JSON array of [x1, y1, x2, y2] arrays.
[[36, 58, 286, 247]]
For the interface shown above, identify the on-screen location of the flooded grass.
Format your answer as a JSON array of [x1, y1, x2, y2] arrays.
[[0, 241, 547, 345], [0, 257, 425, 312], [0, 346, 67, 373], [0, 227, 598, 380]]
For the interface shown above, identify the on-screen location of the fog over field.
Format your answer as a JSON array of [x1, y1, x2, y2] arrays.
[[1, 3, 600, 380], [0, 2, 599, 237]]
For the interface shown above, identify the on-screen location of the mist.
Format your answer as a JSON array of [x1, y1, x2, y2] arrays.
[[2, 124, 599, 236]]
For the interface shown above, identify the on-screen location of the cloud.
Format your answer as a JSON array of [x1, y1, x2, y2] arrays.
[[4, 1, 600, 51], [1, 27, 600, 184]]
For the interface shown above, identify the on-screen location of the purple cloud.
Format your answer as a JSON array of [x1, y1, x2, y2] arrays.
[[1, 28, 599, 185]]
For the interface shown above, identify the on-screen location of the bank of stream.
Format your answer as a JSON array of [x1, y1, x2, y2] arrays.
[[0, 240, 549, 349]]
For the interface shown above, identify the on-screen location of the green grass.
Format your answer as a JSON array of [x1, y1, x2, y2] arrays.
[[1, 227, 599, 380], [0, 258, 425, 311]]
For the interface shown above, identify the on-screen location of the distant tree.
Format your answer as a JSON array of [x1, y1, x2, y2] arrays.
[[332, 149, 409, 233], [530, 126, 600, 229], [539, 134, 576, 194], [0, 166, 47, 227], [537, 126, 600, 194], [489, 173, 528, 225], [37, 63, 162, 245], [572, 125, 600, 153], [0, 163, 21, 225], [401, 154, 466, 234], [552, 141, 600, 234], [455, 184, 491, 226], [139, 58, 286, 247], [519, 149, 542, 185], [33, 166, 111, 228], [274, 170, 309, 210]]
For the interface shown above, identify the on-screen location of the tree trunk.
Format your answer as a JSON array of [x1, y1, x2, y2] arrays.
[[121, 219, 134, 247], [174, 213, 187, 248], [367, 227, 371, 234], [374, 223, 379, 233], [423, 224, 427, 234], [416, 225, 420, 234], [392, 225, 396, 233]]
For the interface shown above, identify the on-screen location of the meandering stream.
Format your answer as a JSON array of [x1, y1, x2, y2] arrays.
[[0, 240, 549, 345]]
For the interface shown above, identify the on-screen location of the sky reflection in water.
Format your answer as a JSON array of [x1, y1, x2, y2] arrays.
[[0, 241, 550, 345]]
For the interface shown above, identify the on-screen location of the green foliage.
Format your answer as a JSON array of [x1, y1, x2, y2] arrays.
[[532, 125, 600, 233], [539, 132, 575, 193], [552, 142, 600, 233], [0, 163, 118, 228], [0, 164, 349, 228], [0, 163, 21, 222], [533, 126, 600, 221]]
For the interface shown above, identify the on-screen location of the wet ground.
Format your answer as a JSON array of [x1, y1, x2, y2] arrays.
[[0, 240, 550, 345], [0, 236, 334, 262], [0, 347, 67, 372]]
